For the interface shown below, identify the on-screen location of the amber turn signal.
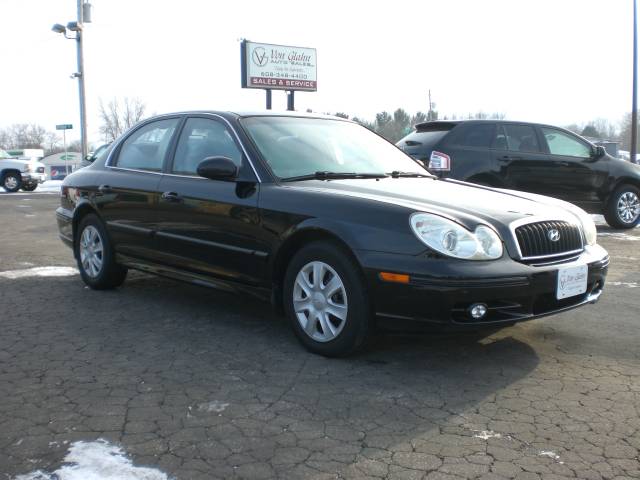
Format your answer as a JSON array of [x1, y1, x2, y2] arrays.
[[378, 272, 410, 284]]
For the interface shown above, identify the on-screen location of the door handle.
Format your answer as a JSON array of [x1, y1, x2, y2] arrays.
[[97, 184, 112, 194], [499, 155, 520, 162], [557, 161, 571, 167], [161, 191, 183, 202]]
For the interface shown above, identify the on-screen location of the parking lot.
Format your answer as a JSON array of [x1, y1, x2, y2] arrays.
[[0, 192, 639, 480]]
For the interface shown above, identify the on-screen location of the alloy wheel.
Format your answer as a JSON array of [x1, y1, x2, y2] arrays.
[[616, 191, 640, 224], [293, 261, 348, 342], [4, 176, 18, 190], [79, 225, 104, 278]]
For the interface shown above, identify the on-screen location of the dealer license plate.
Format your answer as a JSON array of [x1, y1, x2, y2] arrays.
[[556, 263, 588, 300]]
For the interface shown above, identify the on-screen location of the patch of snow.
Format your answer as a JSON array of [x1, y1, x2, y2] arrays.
[[608, 281, 639, 288], [598, 232, 640, 241], [0, 266, 78, 279], [14, 439, 170, 480], [473, 430, 503, 440], [197, 400, 229, 413], [539, 450, 563, 463], [37, 180, 64, 193]]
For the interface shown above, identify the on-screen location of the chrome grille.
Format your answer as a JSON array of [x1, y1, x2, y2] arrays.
[[515, 220, 583, 260]]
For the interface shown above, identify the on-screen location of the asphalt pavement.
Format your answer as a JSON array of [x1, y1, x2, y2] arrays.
[[0, 192, 638, 480]]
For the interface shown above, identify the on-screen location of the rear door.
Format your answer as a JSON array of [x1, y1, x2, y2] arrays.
[[537, 126, 607, 204], [98, 117, 181, 261], [493, 123, 558, 196], [438, 123, 496, 181], [154, 116, 267, 286]]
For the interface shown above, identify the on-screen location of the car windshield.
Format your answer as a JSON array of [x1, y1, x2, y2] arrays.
[[0, 149, 11, 159], [240, 116, 429, 180]]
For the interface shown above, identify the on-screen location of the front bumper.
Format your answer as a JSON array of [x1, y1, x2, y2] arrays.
[[358, 244, 609, 326], [21, 173, 46, 184]]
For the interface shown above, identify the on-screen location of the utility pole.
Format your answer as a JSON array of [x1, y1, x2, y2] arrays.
[[631, 0, 638, 164], [76, 0, 88, 159]]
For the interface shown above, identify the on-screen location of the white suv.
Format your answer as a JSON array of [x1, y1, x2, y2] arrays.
[[0, 149, 47, 192]]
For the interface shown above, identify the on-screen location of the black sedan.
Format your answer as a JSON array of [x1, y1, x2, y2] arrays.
[[56, 112, 609, 356]]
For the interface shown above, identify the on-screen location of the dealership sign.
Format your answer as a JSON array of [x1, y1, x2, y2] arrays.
[[241, 40, 317, 91]]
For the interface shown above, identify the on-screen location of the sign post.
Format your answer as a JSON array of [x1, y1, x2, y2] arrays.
[[56, 124, 73, 176], [241, 40, 317, 111]]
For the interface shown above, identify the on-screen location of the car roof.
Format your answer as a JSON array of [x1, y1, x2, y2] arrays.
[[148, 110, 348, 122], [414, 119, 572, 130]]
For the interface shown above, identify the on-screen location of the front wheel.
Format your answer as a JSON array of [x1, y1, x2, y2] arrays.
[[604, 184, 640, 229], [283, 242, 371, 357], [75, 214, 127, 289], [2, 172, 22, 192], [21, 183, 38, 192]]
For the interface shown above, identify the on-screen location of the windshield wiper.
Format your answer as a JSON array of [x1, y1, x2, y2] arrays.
[[281, 171, 388, 182], [388, 171, 432, 178]]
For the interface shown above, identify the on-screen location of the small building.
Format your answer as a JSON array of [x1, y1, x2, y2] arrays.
[[40, 152, 82, 180]]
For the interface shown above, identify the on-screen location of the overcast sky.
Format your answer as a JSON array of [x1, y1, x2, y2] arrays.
[[0, 0, 635, 145]]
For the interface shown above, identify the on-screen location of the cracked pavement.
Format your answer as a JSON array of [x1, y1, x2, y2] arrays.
[[0, 194, 639, 479]]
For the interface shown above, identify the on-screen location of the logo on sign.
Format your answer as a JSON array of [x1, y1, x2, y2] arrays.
[[547, 229, 560, 242], [252, 47, 268, 67]]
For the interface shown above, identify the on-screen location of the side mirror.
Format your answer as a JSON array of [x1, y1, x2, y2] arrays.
[[197, 156, 238, 181], [84, 154, 96, 163], [593, 145, 606, 158]]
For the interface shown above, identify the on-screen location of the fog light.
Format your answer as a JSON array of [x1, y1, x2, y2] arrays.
[[468, 303, 488, 319]]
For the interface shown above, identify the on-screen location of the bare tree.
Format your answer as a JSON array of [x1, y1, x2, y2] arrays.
[[99, 97, 147, 142], [0, 123, 50, 149]]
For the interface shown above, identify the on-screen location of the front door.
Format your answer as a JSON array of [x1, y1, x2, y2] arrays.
[[537, 126, 606, 205], [154, 116, 268, 286]]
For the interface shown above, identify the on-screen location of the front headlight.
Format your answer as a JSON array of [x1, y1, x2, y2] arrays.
[[410, 213, 503, 260], [571, 208, 597, 246]]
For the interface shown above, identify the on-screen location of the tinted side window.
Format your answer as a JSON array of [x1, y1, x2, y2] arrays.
[[493, 126, 508, 150], [172, 118, 243, 175], [503, 124, 541, 153], [542, 128, 591, 157], [450, 124, 495, 148], [116, 118, 180, 171]]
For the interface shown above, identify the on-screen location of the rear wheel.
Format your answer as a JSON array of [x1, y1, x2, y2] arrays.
[[75, 214, 127, 289], [604, 184, 640, 229], [2, 172, 22, 192], [283, 242, 371, 357]]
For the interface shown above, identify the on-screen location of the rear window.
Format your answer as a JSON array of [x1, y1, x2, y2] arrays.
[[397, 129, 451, 149]]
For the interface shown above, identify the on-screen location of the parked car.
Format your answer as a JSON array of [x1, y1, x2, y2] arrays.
[[397, 120, 640, 229], [81, 143, 111, 169], [56, 112, 609, 356], [0, 149, 47, 192]]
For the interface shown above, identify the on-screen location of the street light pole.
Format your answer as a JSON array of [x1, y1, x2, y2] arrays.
[[52, 2, 90, 159], [76, 0, 88, 159], [631, 0, 638, 164]]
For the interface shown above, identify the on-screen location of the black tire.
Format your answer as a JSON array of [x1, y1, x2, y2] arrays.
[[283, 241, 371, 357], [2, 171, 22, 192], [74, 213, 127, 289], [604, 184, 640, 229], [21, 183, 38, 192]]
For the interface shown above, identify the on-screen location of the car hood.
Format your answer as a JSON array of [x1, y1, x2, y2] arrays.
[[284, 177, 581, 235]]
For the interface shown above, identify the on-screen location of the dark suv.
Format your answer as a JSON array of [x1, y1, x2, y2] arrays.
[[397, 120, 640, 229]]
